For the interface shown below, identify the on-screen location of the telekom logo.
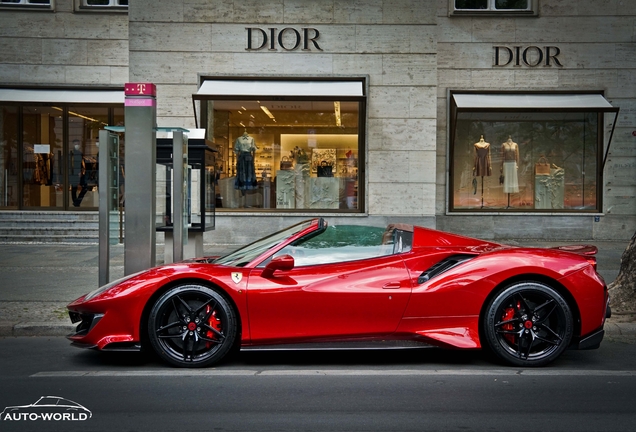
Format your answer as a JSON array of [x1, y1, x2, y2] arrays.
[[124, 83, 157, 97]]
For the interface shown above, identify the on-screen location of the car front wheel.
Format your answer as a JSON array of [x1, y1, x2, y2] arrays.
[[148, 284, 237, 367], [483, 281, 573, 367]]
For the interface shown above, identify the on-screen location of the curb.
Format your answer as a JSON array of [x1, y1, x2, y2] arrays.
[[603, 321, 636, 336], [0, 321, 75, 337]]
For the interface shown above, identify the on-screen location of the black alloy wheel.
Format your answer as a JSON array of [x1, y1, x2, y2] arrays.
[[483, 281, 573, 367], [148, 285, 237, 367]]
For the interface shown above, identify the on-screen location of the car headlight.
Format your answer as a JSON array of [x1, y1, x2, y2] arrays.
[[83, 270, 146, 301]]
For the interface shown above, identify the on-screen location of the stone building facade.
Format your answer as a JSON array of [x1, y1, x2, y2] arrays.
[[0, 0, 634, 245]]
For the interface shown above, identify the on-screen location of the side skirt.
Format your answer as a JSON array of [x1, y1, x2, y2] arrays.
[[241, 340, 436, 351]]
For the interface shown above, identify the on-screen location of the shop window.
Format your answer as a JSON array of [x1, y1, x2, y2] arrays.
[[0, 88, 124, 210], [450, 0, 537, 15], [448, 92, 619, 213], [194, 79, 366, 213]]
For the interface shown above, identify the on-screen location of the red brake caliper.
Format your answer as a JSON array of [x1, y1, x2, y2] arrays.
[[502, 305, 517, 344], [205, 305, 222, 348]]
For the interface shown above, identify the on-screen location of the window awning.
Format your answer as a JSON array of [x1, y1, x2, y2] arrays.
[[450, 92, 620, 170], [194, 79, 365, 98], [0, 88, 124, 104], [452, 93, 617, 111]]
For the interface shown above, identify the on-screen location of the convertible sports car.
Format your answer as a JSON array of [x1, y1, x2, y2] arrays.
[[67, 218, 610, 368]]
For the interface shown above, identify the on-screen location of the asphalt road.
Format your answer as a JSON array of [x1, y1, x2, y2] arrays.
[[1, 335, 636, 432]]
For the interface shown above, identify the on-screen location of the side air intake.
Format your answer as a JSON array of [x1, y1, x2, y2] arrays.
[[417, 255, 475, 284]]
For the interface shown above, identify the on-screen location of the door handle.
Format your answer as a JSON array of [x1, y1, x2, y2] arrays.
[[382, 282, 401, 289]]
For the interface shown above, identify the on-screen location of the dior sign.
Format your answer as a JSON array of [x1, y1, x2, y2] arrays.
[[494, 46, 563, 67], [246, 27, 323, 51]]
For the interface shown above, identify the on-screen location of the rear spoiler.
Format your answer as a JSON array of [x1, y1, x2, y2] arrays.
[[551, 245, 598, 256]]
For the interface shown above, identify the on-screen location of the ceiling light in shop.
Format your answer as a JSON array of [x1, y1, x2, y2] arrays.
[[260, 105, 276, 120]]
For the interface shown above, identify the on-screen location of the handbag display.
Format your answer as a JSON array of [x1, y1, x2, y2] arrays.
[[317, 160, 334, 177], [535, 156, 550, 176], [279, 156, 293, 170]]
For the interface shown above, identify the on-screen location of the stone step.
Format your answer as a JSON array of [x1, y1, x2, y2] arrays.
[[0, 234, 102, 244], [0, 220, 100, 229], [0, 211, 123, 243], [0, 211, 100, 220]]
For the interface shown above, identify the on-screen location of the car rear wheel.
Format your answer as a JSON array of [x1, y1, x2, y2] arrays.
[[148, 285, 237, 368], [483, 281, 573, 367]]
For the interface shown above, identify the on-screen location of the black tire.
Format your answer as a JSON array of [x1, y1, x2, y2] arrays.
[[148, 284, 237, 368], [483, 281, 573, 367]]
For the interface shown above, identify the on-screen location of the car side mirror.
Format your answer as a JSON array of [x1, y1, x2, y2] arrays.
[[262, 254, 295, 278]]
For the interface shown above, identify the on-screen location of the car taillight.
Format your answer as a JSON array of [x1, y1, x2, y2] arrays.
[[586, 257, 597, 271]]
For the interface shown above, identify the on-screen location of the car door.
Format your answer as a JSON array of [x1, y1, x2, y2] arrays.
[[246, 254, 412, 342]]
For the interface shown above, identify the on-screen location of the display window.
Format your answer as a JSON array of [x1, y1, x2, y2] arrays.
[[0, 92, 123, 210], [448, 92, 619, 213], [195, 79, 366, 213]]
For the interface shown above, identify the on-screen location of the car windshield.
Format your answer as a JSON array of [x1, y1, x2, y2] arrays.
[[268, 224, 413, 266], [213, 220, 317, 267]]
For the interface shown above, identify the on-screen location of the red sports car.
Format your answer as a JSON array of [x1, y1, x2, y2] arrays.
[[67, 218, 610, 367]]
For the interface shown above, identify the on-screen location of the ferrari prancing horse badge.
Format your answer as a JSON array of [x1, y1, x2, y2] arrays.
[[231, 272, 243, 284]]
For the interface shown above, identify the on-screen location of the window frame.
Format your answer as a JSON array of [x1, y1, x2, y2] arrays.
[[74, 0, 127, 12], [0, 0, 53, 10], [447, 90, 619, 214], [449, 0, 538, 16], [193, 76, 368, 215]]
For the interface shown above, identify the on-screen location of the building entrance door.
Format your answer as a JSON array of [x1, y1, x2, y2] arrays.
[[22, 106, 63, 209]]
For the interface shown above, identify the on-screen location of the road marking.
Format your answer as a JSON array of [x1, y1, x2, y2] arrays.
[[31, 369, 636, 378]]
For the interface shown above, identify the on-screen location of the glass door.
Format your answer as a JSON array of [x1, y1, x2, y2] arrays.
[[68, 106, 108, 208], [0, 105, 19, 208], [22, 106, 63, 209]]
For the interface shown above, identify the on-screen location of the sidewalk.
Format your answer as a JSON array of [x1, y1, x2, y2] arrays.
[[0, 239, 634, 338]]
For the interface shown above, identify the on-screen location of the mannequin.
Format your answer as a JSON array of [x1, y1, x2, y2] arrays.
[[472, 135, 491, 208], [501, 136, 519, 207], [70, 140, 87, 207], [233, 130, 258, 201]]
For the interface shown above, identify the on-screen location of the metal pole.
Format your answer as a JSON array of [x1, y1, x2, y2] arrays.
[[173, 131, 184, 262], [98, 129, 110, 287]]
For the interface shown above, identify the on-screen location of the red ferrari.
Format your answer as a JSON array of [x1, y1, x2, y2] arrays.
[[67, 218, 610, 367]]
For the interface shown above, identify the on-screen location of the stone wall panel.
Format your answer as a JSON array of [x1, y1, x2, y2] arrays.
[[42, 39, 88, 66], [382, 54, 437, 86], [64, 66, 113, 84], [333, 0, 383, 24], [368, 118, 436, 151], [356, 25, 436, 54]]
